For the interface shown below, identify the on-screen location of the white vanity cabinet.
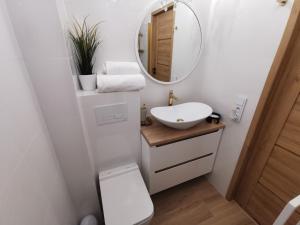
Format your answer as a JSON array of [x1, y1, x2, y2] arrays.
[[141, 122, 224, 195]]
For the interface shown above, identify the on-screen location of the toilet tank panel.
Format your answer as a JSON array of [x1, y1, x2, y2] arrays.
[[77, 91, 141, 172]]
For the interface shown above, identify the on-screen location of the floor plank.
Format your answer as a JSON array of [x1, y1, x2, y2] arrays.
[[151, 178, 257, 225]]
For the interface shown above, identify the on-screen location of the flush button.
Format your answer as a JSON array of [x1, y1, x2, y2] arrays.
[[94, 103, 128, 126], [114, 113, 123, 119]]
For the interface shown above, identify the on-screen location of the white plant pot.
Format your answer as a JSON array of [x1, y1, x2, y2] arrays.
[[79, 74, 97, 91]]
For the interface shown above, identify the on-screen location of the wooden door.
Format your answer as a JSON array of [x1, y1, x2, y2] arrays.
[[234, 2, 300, 225], [149, 6, 174, 82]]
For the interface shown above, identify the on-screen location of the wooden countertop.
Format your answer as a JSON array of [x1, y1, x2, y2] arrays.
[[141, 120, 225, 147]]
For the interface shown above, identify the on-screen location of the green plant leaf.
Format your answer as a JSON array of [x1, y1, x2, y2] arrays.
[[69, 17, 102, 75]]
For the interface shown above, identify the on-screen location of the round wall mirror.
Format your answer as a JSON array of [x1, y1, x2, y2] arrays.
[[136, 0, 203, 84]]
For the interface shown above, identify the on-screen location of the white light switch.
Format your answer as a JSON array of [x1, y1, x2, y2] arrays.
[[232, 95, 247, 123], [94, 103, 128, 126]]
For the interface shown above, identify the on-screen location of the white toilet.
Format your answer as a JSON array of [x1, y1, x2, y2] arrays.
[[99, 163, 154, 225]]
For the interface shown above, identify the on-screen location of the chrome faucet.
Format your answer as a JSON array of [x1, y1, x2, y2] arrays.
[[168, 90, 178, 106]]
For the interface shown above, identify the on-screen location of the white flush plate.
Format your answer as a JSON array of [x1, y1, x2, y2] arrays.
[[94, 103, 128, 126]]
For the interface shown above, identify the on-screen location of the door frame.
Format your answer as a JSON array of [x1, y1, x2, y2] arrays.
[[226, 0, 300, 201]]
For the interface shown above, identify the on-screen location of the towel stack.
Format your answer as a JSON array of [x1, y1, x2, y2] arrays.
[[97, 61, 145, 93]]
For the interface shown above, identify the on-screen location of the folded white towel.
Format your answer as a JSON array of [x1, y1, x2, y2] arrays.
[[97, 74, 146, 93], [103, 61, 142, 75]]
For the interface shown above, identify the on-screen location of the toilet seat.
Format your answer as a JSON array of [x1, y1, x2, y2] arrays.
[[99, 163, 154, 225]]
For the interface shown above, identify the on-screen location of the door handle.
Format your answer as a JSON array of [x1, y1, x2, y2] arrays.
[[273, 195, 300, 225]]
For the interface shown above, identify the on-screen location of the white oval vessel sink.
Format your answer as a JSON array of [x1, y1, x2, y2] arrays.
[[151, 102, 213, 130]]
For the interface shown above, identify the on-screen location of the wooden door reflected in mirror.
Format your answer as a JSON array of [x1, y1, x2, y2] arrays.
[[150, 4, 174, 82]]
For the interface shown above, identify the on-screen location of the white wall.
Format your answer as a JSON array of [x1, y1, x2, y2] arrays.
[[4, 0, 100, 218], [62, 0, 293, 196], [0, 1, 77, 224], [201, 0, 294, 195]]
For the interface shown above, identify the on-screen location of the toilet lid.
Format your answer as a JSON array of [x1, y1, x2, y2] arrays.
[[99, 164, 154, 225]]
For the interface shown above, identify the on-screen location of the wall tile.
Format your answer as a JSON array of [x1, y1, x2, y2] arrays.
[[0, 1, 78, 224], [5, 0, 69, 60], [0, 132, 77, 225], [4, 0, 101, 217]]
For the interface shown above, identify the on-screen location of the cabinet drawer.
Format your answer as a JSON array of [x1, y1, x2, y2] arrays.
[[149, 154, 215, 194], [151, 130, 222, 171]]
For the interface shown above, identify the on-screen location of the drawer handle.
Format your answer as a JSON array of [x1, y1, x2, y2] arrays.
[[155, 153, 213, 173]]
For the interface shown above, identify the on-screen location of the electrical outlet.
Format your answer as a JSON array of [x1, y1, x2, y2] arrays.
[[232, 95, 247, 122]]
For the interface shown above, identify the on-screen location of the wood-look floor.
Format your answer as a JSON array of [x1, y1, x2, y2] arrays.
[[151, 178, 257, 225]]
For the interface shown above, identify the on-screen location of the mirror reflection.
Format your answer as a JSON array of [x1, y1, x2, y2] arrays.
[[137, 1, 202, 83]]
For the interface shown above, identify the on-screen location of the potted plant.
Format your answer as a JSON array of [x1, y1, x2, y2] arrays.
[[69, 18, 101, 91]]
